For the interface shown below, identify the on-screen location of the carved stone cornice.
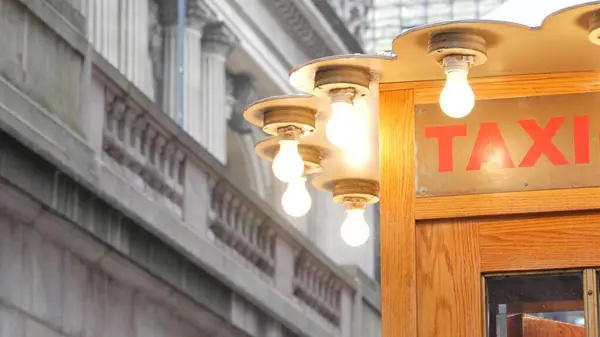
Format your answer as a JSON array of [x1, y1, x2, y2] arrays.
[[321, 0, 372, 45], [264, 0, 332, 58], [158, 0, 216, 29], [312, 0, 366, 53]]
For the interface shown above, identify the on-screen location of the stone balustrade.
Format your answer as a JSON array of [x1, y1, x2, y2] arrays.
[[102, 88, 185, 216], [210, 179, 276, 277], [293, 253, 343, 326]]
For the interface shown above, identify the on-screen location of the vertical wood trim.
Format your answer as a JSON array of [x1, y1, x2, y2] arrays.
[[416, 220, 482, 337], [379, 89, 416, 337], [584, 269, 598, 337], [482, 275, 489, 337]]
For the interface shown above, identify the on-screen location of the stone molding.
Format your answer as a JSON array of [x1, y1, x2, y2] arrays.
[[323, 0, 372, 44], [158, 0, 216, 29], [202, 21, 239, 55], [264, 0, 332, 58]]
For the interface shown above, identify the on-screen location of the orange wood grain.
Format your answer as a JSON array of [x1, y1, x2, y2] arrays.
[[522, 315, 585, 337], [415, 187, 600, 220], [416, 219, 482, 337], [379, 90, 416, 337], [380, 71, 600, 104], [479, 212, 600, 273]]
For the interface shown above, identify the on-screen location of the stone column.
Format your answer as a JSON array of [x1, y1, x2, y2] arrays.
[[80, 0, 153, 97], [118, 0, 153, 97], [159, 0, 213, 125], [200, 22, 238, 164], [81, 0, 119, 66]]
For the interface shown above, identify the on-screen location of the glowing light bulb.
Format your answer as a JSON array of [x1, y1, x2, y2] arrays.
[[326, 94, 357, 148], [340, 208, 370, 247], [281, 177, 312, 217], [272, 140, 304, 183], [439, 57, 475, 118]]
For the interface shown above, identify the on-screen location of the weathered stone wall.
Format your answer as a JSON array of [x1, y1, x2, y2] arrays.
[[0, 0, 83, 134], [0, 211, 205, 337]]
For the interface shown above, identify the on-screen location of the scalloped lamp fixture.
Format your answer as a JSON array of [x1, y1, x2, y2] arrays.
[[242, 2, 600, 247]]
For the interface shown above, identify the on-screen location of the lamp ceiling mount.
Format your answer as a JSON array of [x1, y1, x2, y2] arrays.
[[428, 32, 488, 66], [331, 179, 379, 205], [314, 67, 371, 99]]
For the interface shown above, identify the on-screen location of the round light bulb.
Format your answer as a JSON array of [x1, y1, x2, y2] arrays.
[[272, 140, 304, 183], [281, 177, 312, 217], [439, 70, 475, 118], [340, 208, 370, 247], [326, 100, 355, 148]]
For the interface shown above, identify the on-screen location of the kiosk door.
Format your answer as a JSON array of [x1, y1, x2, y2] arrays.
[[414, 215, 600, 337]]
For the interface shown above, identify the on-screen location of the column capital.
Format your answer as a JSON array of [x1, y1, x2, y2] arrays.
[[158, 0, 216, 29], [202, 22, 238, 55]]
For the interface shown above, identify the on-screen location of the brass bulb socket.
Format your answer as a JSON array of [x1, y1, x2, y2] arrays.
[[277, 126, 302, 140], [428, 32, 488, 66], [343, 197, 368, 210], [262, 107, 317, 136], [330, 88, 356, 103], [332, 179, 379, 205], [314, 67, 371, 99], [589, 12, 600, 46]]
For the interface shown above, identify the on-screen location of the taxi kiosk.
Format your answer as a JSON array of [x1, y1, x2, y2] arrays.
[[243, 2, 600, 336]]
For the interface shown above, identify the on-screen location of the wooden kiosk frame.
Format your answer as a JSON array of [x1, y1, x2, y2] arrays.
[[379, 2, 600, 337]]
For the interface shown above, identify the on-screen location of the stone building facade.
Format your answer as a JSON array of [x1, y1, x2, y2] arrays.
[[0, 1, 381, 337], [71, 0, 379, 278]]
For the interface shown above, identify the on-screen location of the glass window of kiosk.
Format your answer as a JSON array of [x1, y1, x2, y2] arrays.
[[485, 272, 587, 337]]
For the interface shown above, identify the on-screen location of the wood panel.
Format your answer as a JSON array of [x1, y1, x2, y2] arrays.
[[506, 314, 585, 337], [416, 219, 481, 337], [379, 90, 416, 337], [380, 71, 600, 104], [521, 315, 585, 337], [415, 187, 600, 220], [479, 213, 600, 273]]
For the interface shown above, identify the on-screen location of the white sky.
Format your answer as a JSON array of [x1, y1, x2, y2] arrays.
[[484, 0, 597, 26]]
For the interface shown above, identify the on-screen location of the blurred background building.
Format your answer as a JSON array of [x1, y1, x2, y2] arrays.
[[364, 0, 508, 52]]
